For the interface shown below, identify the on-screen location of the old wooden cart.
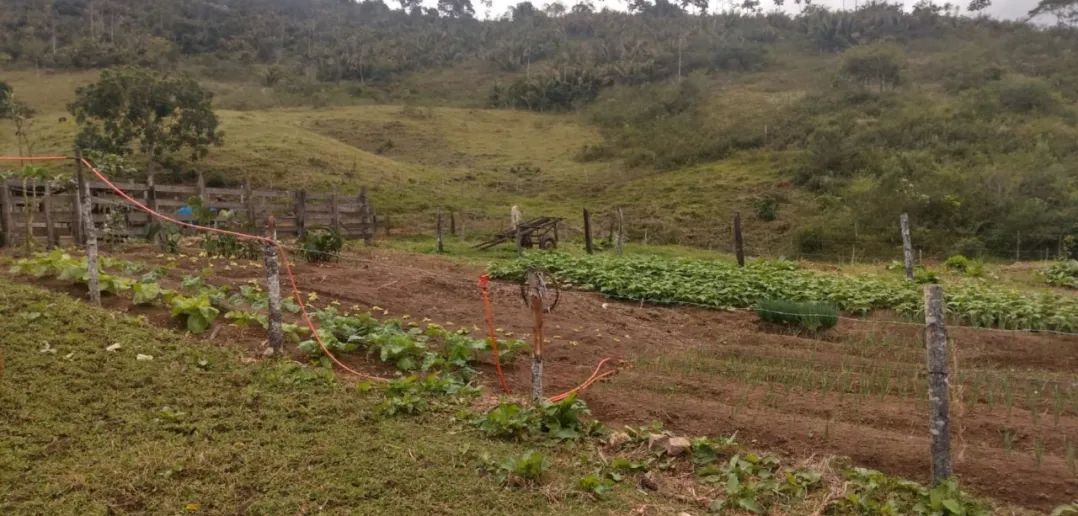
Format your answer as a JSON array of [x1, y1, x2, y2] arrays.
[[474, 216, 564, 251]]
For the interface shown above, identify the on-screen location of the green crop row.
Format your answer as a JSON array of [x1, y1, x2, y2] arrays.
[[489, 253, 1078, 332]]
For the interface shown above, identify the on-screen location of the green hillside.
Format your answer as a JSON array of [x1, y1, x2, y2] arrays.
[[2, 0, 1078, 258]]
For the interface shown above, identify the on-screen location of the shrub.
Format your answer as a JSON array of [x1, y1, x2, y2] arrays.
[[944, 255, 984, 277], [754, 194, 780, 222], [299, 227, 344, 263], [755, 299, 839, 331]]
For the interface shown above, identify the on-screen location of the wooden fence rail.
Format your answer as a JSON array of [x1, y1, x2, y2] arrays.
[[0, 176, 376, 248]]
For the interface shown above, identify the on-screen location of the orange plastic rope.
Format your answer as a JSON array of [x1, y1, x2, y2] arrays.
[[76, 157, 387, 382], [478, 274, 511, 394], [550, 358, 631, 403]]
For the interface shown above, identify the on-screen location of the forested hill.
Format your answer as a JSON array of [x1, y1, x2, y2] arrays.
[[4, 0, 1078, 258]]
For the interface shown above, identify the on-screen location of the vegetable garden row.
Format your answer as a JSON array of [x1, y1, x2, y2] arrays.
[[489, 253, 1078, 332]]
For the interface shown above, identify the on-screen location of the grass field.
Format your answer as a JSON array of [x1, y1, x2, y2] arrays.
[[0, 278, 679, 515], [0, 69, 809, 252]]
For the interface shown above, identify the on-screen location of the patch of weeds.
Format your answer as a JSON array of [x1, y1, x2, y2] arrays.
[[475, 393, 605, 441], [478, 450, 549, 487]]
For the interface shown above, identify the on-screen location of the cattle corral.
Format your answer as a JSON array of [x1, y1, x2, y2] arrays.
[[6, 242, 1077, 512]]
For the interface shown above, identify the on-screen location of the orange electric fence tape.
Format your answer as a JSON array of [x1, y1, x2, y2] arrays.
[[478, 274, 512, 394], [69, 155, 387, 383]]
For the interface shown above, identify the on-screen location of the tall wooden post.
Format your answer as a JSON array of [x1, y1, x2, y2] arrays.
[[901, 213, 914, 281], [264, 216, 284, 356], [616, 207, 624, 256], [923, 284, 952, 485], [436, 208, 445, 254], [80, 153, 100, 306], [294, 189, 307, 240], [330, 189, 341, 233], [0, 178, 12, 248], [1016, 231, 1021, 262], [244, 178, 256, 227], [528, 270, 545, 402], [359, 187, 374, 245], [43, 180, 56, 250], [72, 153, 84, 246], [449, 211, 456, 236], [734, 211, 745, 267], [196, 170, 207, 204], [583, 208, 593, 254]]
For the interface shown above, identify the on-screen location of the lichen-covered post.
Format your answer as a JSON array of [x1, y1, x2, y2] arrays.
[[528, 270, 545, 402], [923, 284, 952, 485], [616, 207, 625, 256], [79, 149, 100, 305], [901, 213, 914, 281], [264, 216, 284, 356], [436, 208, 445, 254]]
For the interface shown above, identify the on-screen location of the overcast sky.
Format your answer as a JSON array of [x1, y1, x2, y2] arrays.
[[477, 0, 1042, 21]]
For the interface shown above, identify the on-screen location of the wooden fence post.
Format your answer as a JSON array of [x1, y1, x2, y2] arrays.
[[923, 284, 952, 485], [22, 179, 32, 252], [734, 211, 745, 267], [330, 189, 341, 233], [450, 211, 456, 236], [264, 216, 284, 356], [294, 189, 307, 241], [583, 208, 593, 254], [901, 213, 914, 281], [616, 207, 624, 256], [72, 154, 84, 246], [359, 187, 374, 245], [244, 178, 256, 227], [43, 180, 56, 250], [1016, 231, 1021, 262], [527, 270, 545, 402], [80, 154, 100, 306], [196, 171, 207, 204], [436, 208, 445, 254], [0, 179, 12, 248]]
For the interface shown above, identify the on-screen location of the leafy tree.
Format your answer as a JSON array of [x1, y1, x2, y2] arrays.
[[1028, 0, 1078, 24], [437, 0, 475, 18], [967, 0, 991, 12], [68, 67, 222, 186], [570, 2, 594, 13]]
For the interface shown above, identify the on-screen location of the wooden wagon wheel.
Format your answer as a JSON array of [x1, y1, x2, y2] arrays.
[[539, 235, 557, 250]]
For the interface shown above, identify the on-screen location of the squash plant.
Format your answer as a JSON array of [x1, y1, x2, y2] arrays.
[[170, 294, 220, 334]]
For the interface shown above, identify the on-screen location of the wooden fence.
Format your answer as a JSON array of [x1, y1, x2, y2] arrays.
[[0, 174, 376, 248]]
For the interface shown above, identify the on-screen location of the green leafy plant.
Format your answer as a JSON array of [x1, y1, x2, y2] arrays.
[[170, 294, 220, 334], [481, 450, 548, 487], [146, 221, 183, 253], [132, 281, 171, 306], [831, 468, 990, 515], [298, 227, 343, 263], [476, 393, 602, 441], [1041, 260, 1078, 289], [575, 473, 614, 498], [755, 299, 839, 331]]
